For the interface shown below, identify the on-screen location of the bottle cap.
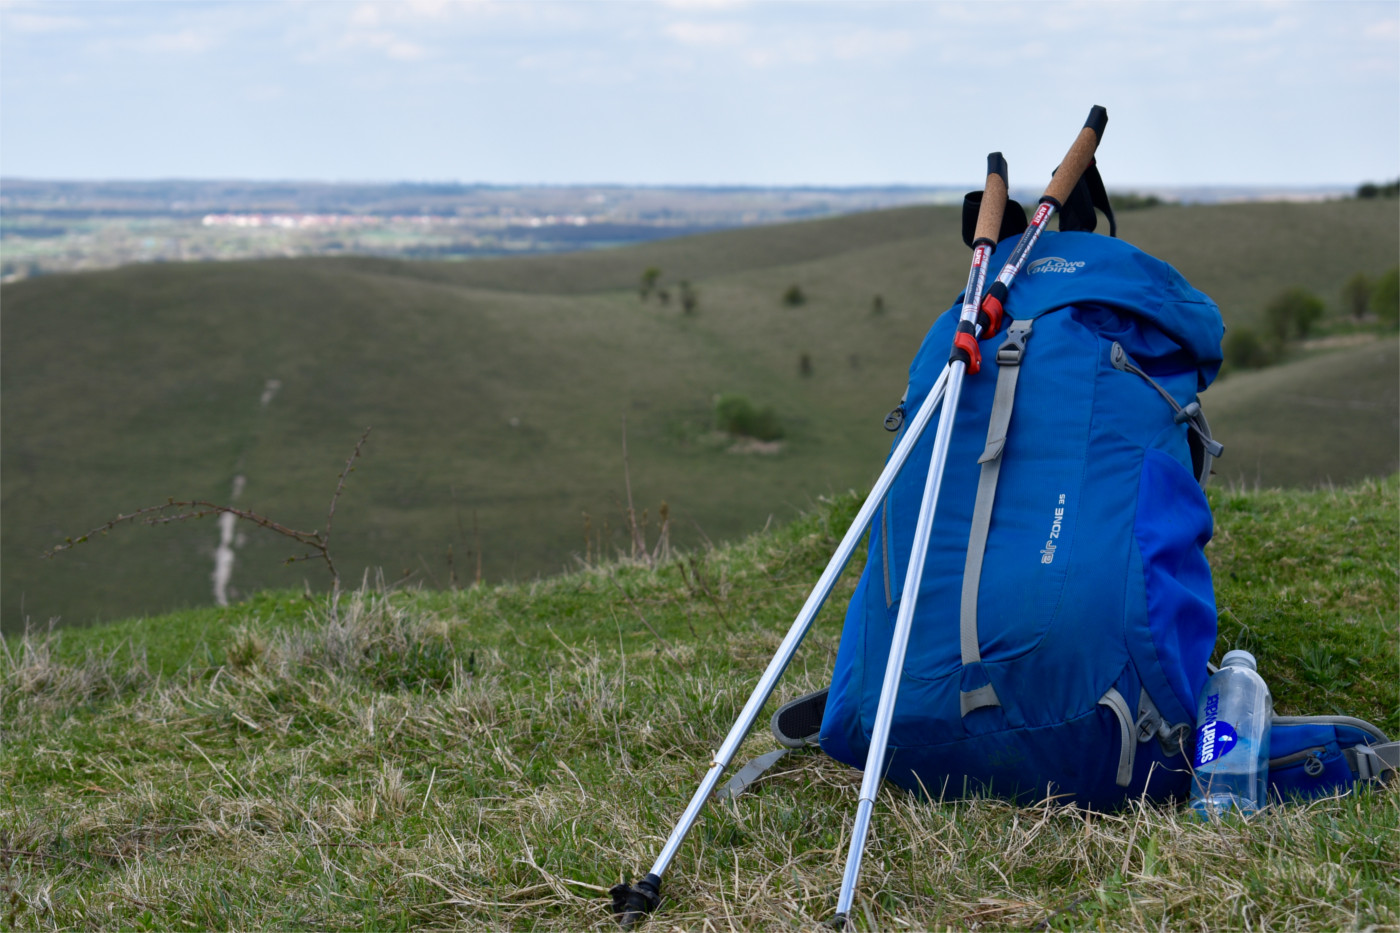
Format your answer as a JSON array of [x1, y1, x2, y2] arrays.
[[1221, 649, 1257, 671]]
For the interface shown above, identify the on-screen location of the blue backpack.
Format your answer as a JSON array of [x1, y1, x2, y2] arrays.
[[720, 229, 1396, 812], [818, 230, 1226, 810]]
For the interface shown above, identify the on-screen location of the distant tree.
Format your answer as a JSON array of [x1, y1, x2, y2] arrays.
[[1372, 267, 1399, 327], [714, 393, 784, 440], [783, 284, 806, 307], [639, 266, 661, 300], [798, 352, 813, 377], [679, 279, 699, 315], [1109, 192, 1164, 210], [1263, 287, 1326, 343], [1356, 179, 1400, 199], [1341, 273, 1373, 321], [871, 293, 885, 315], [1223, 327, 1273, 371]]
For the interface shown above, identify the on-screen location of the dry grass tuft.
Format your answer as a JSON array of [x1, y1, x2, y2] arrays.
[[1, 482, 1397, 929]]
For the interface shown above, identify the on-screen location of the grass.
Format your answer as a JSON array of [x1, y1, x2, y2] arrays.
[[2, 476, 1396, 930], [3, 198, 1397, 630], [1202, 336, 1398, 489]]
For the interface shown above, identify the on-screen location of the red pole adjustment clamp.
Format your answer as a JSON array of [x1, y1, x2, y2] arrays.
[[952, 329, 982, 374], [979, 281, 1008, 339]]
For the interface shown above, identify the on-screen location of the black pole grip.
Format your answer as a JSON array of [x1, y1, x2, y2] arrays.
[[987, 151, 1008, 185], [1084, 105, 1108, 141]]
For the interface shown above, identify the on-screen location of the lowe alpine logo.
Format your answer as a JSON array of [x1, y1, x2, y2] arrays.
[[1193, 693, 1239, 767], [1028, 256, 1085, 275]]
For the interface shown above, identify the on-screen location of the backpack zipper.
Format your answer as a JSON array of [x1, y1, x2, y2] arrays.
[[1269, 745, 1328, 775]]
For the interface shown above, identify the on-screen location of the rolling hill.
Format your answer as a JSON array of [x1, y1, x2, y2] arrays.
[[2, 198, 1397, 630]]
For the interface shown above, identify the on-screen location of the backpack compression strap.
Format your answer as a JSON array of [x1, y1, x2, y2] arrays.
[[958, 317, 1034, 716]]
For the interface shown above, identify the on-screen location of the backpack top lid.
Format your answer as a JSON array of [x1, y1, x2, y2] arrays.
[[944, 230, 1224, 391]]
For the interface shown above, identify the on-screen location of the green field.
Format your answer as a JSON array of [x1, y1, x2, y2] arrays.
[[1203, 336, 1399, 488], [3, 198, 1397, 630], [2, 478, 1395, 929]]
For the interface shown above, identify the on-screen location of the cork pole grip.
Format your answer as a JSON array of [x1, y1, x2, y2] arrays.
[[1043, 105, 1108, 206], [974, 153, 1009, 244]]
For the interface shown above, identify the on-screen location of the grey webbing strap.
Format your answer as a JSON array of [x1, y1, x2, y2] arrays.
[[716, 748, 790, 801], [959, 684, 1001, 718], [1347, 742, 1400, 782], [958, 318, 1033, 716]]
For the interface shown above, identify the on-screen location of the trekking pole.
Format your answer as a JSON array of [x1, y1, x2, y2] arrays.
[[611, 365, 951, 928], [976, 105, 1108, 328], [830, 109, 1106, 930], [610, 156, 1015, 930]]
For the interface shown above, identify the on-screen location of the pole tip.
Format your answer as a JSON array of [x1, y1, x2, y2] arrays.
[[610, 873, 662, 929]]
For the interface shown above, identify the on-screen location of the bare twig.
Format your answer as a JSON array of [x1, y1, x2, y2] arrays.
[[46, 428, 372, 620], [621, 414, 647, 562], [322, 426, 372, 585]]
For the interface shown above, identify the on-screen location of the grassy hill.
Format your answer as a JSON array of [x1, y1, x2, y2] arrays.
[[1, 478, 1395, 929], [1203, 336, 1399, 488], [3, 198, 1397, 630]]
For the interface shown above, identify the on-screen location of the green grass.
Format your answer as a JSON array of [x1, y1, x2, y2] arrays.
[[1203, 335, 1399, 489], [3, 199, 1397, 630], [2, 477, 1396, 930]]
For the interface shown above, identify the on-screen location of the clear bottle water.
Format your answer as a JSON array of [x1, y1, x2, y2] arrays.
[[1189, 649, 1273, 819]]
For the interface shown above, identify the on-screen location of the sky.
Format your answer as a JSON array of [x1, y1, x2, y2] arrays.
[[1, 0, 1397, 187]]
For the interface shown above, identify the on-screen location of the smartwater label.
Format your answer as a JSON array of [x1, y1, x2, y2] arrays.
[[1194, 692, 1239, 766]]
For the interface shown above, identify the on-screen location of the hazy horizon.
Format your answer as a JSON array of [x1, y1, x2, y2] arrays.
[[3, 2, 1396, 188]]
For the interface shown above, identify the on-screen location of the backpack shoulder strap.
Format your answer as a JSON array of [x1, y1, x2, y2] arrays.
[[1057, 160, 1117, 238], [716, 688, 829, 800]]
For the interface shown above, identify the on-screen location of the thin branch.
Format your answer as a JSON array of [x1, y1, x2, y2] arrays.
[[322, 426, 372, 579], [621, 414, 647, 562], [45, 429, 372, 613]]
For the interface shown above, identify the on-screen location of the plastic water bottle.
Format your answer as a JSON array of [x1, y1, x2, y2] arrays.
[[1189, 650, 1273, 819]]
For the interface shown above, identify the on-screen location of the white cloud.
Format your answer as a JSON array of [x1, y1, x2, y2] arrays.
[[138, 29, 217, 54], [664, 20, 749, 46], [660, 0, 750, 9], [1, 10, 86, 33], [1364, 18, 1398, 40], [349, 30, 430, 61]]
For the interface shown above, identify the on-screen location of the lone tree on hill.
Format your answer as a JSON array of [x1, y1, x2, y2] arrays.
[[1341, 273, 1373, 321], [1223, 328, 1273, 371], [1264, 287, 1325, 343], [714, 393, 784, 441], [783, 284, 806, 307], [679, 280, 699, 315], [639, 267, 661, 300], [1372, 267, 1399, 327]]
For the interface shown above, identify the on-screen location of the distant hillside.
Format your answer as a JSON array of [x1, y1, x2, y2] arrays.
[[2, 198, 1396, 630], [1202, 337, 1399, 488]]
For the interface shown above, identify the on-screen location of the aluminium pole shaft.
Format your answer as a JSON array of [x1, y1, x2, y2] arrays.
[[831, 112, 1108, 925], [832, 230, 991, 918], [645, 365, 952, 882]]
